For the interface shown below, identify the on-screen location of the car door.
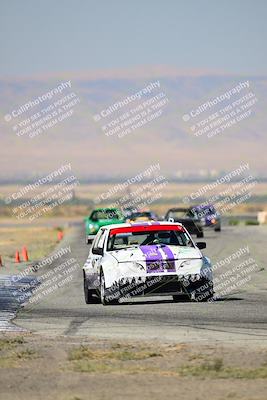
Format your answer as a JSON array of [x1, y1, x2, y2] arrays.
[[91, 228, 107, 273]]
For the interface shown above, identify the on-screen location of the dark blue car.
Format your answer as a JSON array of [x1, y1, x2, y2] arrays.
[[191, 204, 221, 232]]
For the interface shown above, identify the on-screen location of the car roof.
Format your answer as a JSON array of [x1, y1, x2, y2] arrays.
[[130, 211, 153, 215], [101, 221, 183, 231], [92, 207, 120, 211], [167, 208, 189, 212], [193, 204, 215, 209]]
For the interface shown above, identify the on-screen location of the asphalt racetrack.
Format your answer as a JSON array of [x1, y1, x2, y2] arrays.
[[14, 224, 267, 346]]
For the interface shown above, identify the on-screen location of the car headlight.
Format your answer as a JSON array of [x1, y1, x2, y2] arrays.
[[88, 224, 97, 232], [180, 260, 191, 268], [134, 262, 145, 271], [179, 259, 203, 271], [120, 262, 145, 273]]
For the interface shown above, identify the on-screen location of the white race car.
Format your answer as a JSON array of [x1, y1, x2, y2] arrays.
[[83, 222, 214, 305]]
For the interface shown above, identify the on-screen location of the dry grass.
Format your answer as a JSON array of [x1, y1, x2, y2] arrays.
[[0, 336, 25, 351], [68, 344, 162, 362], [67, 344, 163, 374], [0, 226, 66, 261], [0, 336, 38, 368], [179, 360, 267, 379], [66, 344, 267, 379]]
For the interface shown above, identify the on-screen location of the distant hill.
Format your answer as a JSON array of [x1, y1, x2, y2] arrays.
[[0, 67, 266, 180]]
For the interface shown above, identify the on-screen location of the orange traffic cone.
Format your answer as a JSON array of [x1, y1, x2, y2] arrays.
[[22, 246, 29, 262], [0, 255, 3, 267], [15, 251, 20, 263], [57, 231, 64, 241]]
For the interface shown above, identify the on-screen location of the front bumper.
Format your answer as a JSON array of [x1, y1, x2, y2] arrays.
[[87, 234, 97, 241], [113, 274, 206, 298]]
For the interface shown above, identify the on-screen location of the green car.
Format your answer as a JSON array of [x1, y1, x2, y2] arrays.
[[84, 208, 125, 244]]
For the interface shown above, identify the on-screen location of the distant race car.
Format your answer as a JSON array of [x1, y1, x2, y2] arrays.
[[126, 210, 159, 223], [122, 207, 137, 219], [84, 208, 125, 244], [192, 204, 221, 232], [83, 222, 214, 305], [165, 207, 204, 238]]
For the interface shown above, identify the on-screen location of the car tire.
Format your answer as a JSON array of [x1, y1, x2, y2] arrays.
[[173, 294, 190, 302], [192, 279, 214, 302], [84, 278, 98, 304], [100, 270, 118, 306], [197, 231, 204, 238]]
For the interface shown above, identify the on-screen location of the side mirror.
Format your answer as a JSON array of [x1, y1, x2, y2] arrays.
[[196, 242, 206, 250], [92, 248, 103, 256]]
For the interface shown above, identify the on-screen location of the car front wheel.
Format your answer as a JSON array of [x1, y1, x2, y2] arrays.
[[86, 236, 92, 245], [100, 271, 108, 305], [192, 279, 214, 302], [100, 271, 119, 306]]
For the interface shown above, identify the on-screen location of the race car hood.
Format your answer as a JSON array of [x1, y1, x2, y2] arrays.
[[109, 245, 201, 263]]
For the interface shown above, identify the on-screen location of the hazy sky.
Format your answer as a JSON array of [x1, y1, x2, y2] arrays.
[[0, 0, 266, 76]]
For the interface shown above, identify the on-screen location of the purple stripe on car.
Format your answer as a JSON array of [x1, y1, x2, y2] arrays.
[[161, 246, 176, 272], [140, 245, 164, 273]]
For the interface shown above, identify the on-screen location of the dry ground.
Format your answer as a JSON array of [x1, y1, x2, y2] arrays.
[[0, 226, 68, 263], [0, 334, 266, 400]]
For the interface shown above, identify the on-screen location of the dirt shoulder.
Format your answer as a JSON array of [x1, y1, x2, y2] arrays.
[[0, 224, 71, 270], [0, 333, 266, 400], [0, 225, 73, 332]]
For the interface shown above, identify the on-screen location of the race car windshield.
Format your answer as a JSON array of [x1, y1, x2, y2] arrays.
[[130, 212, 152, 219], [191, 205, 216, 218], [168, 210, 194, 219], [90, 210, 121, 220], [107, 229, 193, 251]]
